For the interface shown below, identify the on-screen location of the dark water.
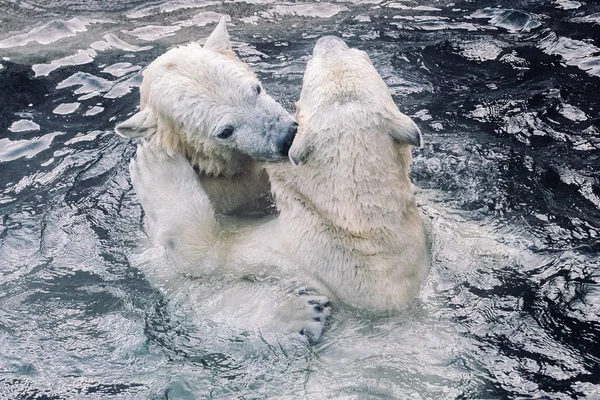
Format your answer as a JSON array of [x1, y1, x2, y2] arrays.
[[0, 0, 599, 398]]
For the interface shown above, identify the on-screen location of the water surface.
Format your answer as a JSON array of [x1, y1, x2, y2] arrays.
[[0, 0, 599, 398]]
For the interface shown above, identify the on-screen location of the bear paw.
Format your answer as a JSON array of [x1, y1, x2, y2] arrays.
[[297, 287, 331, 343]]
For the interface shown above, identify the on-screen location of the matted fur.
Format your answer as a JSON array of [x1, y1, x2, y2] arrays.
[[130, 36, 430, 315]]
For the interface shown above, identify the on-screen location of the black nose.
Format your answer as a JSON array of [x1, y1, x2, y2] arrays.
[[278, 122, 297, 157]]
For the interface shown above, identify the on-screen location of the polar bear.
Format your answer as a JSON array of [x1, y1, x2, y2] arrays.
[[131, 36, 430, 314], [116, 18, 297, 215], [267, 36, 430, 310]]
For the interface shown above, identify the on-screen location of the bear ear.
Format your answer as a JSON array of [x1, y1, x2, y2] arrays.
[[203, 17, 233, 55], [115, 108, 157, 139], [386, 110, 423, 148]]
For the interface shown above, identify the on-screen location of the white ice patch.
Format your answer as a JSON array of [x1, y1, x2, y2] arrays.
[[390, 20, 486, 32], [57, 72, 114, 98], [53, 103, 80, 115], [559, 104, 588, 122], [0, 132, 63, 162], [472, 8, 542, 32], [389, 3, 441, 11], [179, 12, 231, 27], [413, 109, 432, 121], [8, 120, 40, 133], [556, 167, 600, 209], [101, 62, 141, 77], [267, 3, 348, 18], [538, 32, 600, 77], [0, 18, 106, 49], [456, 39, 505, 62], [570, 13, 600, 25], [84, 107, 105, 117], [90, 33, 152, 52], [65, 130, 104, 144], [122, 25, 181, 41], [126, 0, 220, 19], [554, 0, 582, 10], [354, 15, 371, 22], [32, 49, 96, 77]]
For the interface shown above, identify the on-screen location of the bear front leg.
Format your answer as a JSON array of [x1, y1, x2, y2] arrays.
[[130, 141, 220, 274]]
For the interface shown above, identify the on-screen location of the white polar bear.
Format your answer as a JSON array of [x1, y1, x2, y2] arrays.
[[116, 18, 297, 215], [119, 19, 329, 341], [131, 36, 430, 315]]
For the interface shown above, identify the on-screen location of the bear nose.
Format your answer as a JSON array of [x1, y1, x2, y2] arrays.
[[278, 122, 297, 157]]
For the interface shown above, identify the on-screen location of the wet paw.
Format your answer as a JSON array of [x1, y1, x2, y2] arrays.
[[297, 287, 331, 343], [129, 141, 199, 222]]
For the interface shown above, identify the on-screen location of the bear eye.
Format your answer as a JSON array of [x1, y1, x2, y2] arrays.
[[254, 84, 262, 96], [217, 126, 235, 139]]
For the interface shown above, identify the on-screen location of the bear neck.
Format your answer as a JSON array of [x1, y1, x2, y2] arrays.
[[272, 131, 418, 239]]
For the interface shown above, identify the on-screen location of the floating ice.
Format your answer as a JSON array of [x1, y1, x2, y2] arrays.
[[53, 103, 81, 115], [84, 107, 105, 117], [554, 0, 582, 10], [391, 20, 485, 31], [339, 0, 383, 4], [556, 167, 600, 209], [456, 39, 505, 62], [122, 25, 182, 41], [267, 3, 349, 18], [126, 0, 220, 19], [64, 130, 104, 144], [0, 18, 106, 49], [570, 13, 600, 26], [0, 132, 62, 162], [354, 15, 371, 22], [57, 72, 114, 100], [179, 12, 231, 27], [8, 120, 40, 133], [472, 8, 542, 32], [90, 34, 152, 52], [538, 32, 600, 77], [559, 104, 588, 122], [33, 49, 96, 77], [389, 4, 441, 11], [240, 16, 261, 24], [105, 74, 143, 99], [101, 62, 141, 77], [499, 51, 530, 69]]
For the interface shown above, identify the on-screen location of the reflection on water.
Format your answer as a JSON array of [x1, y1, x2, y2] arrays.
[[0, 0, 599, 398]]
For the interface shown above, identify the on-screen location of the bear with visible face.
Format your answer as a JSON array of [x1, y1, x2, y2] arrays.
[[119, 19, 329, 342], [129, 35, 429, 338], [117, 18, 297, 215]]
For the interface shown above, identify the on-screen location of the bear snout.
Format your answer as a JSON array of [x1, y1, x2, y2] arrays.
[[277, 122, 297, 157]]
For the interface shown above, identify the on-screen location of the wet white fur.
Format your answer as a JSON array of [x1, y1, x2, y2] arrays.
[[130, 36, 430, 312], [269, 37, 429, 310], [117, 19, 295, 214]]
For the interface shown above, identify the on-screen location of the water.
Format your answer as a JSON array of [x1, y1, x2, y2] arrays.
[[1, 0, 599, 398]]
